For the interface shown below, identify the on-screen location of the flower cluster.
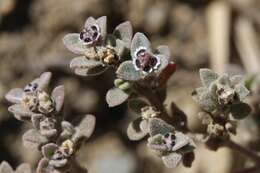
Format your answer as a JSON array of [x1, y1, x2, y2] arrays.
[[192, 69, 251, 150], [126, 98, 195, 168], [147, 118, 195, 168], [5, 73, 96, 173], [63, 16, 133, 76]]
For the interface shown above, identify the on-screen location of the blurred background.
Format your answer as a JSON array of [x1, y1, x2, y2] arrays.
[[0, 0, 259, 172]]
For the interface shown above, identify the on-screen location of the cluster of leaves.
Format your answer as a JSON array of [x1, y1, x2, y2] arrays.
[[192, 69, 251, 150], [63, 16, 194, 168], [5, 72, 96, 173]]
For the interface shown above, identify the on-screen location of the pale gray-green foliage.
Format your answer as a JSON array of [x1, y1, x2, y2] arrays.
[[63, 16, 133, 76], [192, 68, 251, 120], [0, 162, 31, 173], [147, 118, 195, 168]]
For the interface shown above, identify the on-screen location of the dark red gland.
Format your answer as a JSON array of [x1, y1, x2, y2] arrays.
[[135, 50, 158, 72], [80, 25, 101, 45]]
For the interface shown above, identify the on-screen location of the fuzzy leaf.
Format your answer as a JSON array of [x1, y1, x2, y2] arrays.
[[84, 16, 96, 27], [72, 114, 96, 142], [131, 32, 151, 58], [230, 75, 243, 86], [162, 153, 183, 168], [147, 134, 168, 152], [171, 132, 190, 151], [22, 129, 48, 149], [8, 104, 33, 121], [113, 21, 133, 48], [16, 163, 31, 173], [217, 74, 231, 86], [127, 117, 148, 141], [156, 45, 171, 58], [70, 56, 107, 76], [128, 98, 149, 114], [31, 114, 44, 129], [116, 61, 142, 81], [0, 162, 13, 173], [42, 143, 58, 159], [106, 87, 129, 107], [36, 158, 49, 173], [5, 88, 23, 104], [191, 87, 207, 102], [61, 121, 75, 139], [197, 91, 216, 112], [199, 68, 218, 87], [115, 39, 126, 57], [63, 33, 87, 54], [96, 16, 107, 38], [51, 85, 65, 112], [235, 84, 250, 101], [149, 118, 174, 136], [230, 102, 251, 119], [37, 72, 52, 90], [156, 54, 170, 73]]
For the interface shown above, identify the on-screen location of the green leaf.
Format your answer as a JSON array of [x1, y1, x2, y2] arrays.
[[230, 102, 251, 119], [116, 61, 142, 81], [51, 85, 65, 112], [70, 56, 107, 76], [106, 87, 129, 107], [131, 32, 151, 58], [0, 162, 13, 173], [63, 33, 87, 54], [171, 132, 191, 151], [162, 153, 183, 168], [41, 143, 58, 159], [199, 68, 218, 87], [5, 88, 23, 104], [191, 87, 207, 102], [16, 163, 32, 173], [72, 114, 96, 142], [230, 75, 243, 86], [113, 21, 133, 48], [149, 118, 174, 136], [235, 84, 250, 101], [198, 91, 217, 112], [128, 98, 149, 114], [127, 117, 148, 141], [22, 129, 48, 149]]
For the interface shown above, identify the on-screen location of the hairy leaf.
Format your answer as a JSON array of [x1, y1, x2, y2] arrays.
[[116, 61, 142, 81], [199, 68, 218, 87], [127, 117, 148, 141], [162, 153, 183, 168], [149, 118, 174, 136], [230, 102, 251, 119], [16, 163, 32, 173], [72, 114, 96, 142], [113, 21, 133, 48], [235, 84, 250, 101], [42, 143, 58, 159], [8, 104, 33, 121], [63, 33, 87, 54], [22, 129, 48, 149], [5, 88, 23, 104], [0, 162, 13, 173], [51, 85, 65, 112], [106, 87, 129, 107], [131, 32, 151, 58]]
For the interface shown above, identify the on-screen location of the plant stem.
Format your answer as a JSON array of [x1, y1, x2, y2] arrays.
[[225, 139, 260, 165], [135, 83, 167, 115]]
